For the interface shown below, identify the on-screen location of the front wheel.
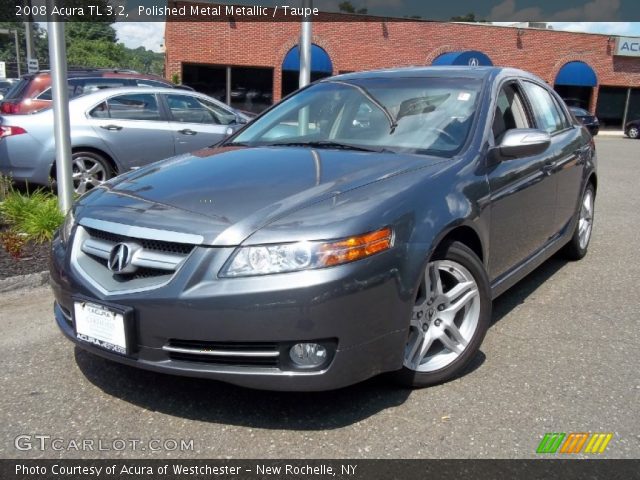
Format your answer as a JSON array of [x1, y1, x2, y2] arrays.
[[393, 241, 492, 388], [627, 126, 639, 139]]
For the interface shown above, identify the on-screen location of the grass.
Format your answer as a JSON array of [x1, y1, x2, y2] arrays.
[[0, 184, 65, 244]]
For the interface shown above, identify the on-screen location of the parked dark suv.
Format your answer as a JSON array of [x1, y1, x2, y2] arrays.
[[50, 67, 597, 391], [0, 69, 190, 114]]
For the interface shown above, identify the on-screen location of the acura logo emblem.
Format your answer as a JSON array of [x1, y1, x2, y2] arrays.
[[469, 57, 479, 66], [108, 243, 133, 273]]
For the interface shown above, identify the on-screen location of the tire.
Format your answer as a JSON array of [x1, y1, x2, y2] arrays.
[[628, 126, 639, 139], [393, 241, 492, 388], [71, 151, 113, 194], [563, 183, 595, 260]]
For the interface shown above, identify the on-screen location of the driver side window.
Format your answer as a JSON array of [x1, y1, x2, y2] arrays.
[[493, 83, 530, 143]]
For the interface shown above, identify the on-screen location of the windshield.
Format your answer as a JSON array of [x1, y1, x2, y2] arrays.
[[230, 76, 482, 157]]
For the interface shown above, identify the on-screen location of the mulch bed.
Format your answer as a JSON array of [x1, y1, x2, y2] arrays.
[[0, 225, 51, 280]]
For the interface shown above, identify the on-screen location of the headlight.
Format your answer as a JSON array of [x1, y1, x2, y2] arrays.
[[220, 227, 393, 277], [60, 210, 76, 244]]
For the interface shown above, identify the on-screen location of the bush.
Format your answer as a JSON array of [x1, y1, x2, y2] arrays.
[[0, 187, 65, 243]]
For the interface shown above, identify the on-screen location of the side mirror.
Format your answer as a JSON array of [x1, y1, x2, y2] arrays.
[[236, 115, 248, 125], [493, 128, 551, 160]]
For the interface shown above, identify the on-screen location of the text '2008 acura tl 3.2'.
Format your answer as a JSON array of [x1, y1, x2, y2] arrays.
[[50, 67, 597, 391]]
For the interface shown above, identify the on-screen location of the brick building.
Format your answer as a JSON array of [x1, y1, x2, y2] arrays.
[[165, 8, 640, 128]]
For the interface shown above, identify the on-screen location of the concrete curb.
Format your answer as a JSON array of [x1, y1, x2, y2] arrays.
[[597, 130, 625, 137], [0, 271, 49, 294]]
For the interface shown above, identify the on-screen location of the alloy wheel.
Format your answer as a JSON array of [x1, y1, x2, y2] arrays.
[[72, 155, 108, 194], [404, 260, 481, 372], [629, 127, 639, 139]]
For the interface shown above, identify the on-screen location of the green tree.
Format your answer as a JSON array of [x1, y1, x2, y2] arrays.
[[65, 23, 117, 43], [338, 1, 367, 14], [0, 21, 49, 76], [450, 13, 489, 22]]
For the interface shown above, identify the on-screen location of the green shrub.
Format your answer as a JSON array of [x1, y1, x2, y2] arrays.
[[20, 196, 65, 242], [0, 188, 64, 243]]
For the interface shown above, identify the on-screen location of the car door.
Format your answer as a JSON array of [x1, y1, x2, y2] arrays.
[[487, 81, 558, 280], [87, 92, 175, 169], [162, 93, 238, 154], [521, 81, 586, 236]]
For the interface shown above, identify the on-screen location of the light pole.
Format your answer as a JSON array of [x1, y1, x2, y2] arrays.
[[298, 0, 312, 135], [299, 0, 312, 89], [46, 0, 73, 212]]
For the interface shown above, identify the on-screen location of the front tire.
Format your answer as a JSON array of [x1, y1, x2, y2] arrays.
[[394, 241, 492, 388], [628, 126, 639, 139], [563, 183, 595, 260]]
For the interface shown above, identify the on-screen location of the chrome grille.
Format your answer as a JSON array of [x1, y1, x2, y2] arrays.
[[71, 220, 198, 294], [85, 228, 194, 255]]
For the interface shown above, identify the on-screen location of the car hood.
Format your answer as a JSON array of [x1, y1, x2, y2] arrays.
[[77, 146, 446, 246]]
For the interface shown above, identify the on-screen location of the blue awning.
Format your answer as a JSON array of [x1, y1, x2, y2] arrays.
[[555, 61, 597, 87], [282, 45, 333, 73], [431, 51, 493, 66]]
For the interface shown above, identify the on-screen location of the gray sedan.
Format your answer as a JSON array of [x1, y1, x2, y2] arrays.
[[0, 87, 249, 193], [50, 67, 597, 390]]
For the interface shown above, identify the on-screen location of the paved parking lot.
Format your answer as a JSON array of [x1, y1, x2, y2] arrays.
[[0, 136, 638, 459]]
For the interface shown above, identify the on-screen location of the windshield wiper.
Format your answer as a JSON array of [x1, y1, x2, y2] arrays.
[[329, 80, 398, 134], [263, 140, 391, 153]]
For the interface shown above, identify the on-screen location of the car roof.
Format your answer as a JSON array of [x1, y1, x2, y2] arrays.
[[67, 86, 225, 111], [327, 66, 543, 83]]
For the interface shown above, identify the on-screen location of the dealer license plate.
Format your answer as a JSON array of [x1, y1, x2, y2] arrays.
[[74, 301, 127, 355]]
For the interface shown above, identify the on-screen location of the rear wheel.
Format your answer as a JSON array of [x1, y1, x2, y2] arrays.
[[628, 126, 639, 139], [563, 184, 595, 260], [71, 151, 112, 194], [394, 241, 491, 387]]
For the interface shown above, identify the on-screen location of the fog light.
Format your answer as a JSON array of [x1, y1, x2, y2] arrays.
[[289, 343, 327, 367]]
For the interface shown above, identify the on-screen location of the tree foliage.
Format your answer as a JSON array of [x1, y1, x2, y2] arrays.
[[0, 19, 164, 77], [450, 13, 489, 22], [338, 1, 368, 14]]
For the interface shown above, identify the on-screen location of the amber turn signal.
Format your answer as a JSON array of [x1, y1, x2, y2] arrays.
[[319, 227, 393, 267]]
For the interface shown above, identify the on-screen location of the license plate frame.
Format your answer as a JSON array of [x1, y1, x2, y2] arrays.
[[72, 297, 134, 356]]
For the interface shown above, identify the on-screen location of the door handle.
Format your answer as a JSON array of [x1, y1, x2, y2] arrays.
[[100, 124, 123, 131], [178, 129, 197, 135], [542, 162, 554, 175]]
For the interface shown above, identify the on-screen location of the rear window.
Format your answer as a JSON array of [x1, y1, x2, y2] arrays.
[[3, 78, 30, 100]]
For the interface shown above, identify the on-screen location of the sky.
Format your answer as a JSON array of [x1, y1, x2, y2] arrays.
[[114, 21, 640, 53]]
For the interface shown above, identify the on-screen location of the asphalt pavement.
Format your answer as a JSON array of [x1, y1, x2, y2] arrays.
[[0, 136, 638, 459]]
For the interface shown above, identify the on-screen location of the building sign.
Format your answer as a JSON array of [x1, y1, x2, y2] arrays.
[[0, 61, 6, 79], [615, 37, 640, 57]]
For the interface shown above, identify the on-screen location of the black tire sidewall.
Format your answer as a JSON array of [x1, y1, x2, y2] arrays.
[[394, 241, 492, 388]]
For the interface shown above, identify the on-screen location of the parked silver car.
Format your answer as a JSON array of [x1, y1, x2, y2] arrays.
[[0, 87, 249, 193]]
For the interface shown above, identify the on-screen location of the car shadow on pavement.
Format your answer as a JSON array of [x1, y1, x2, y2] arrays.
[[490, 255, 568, 326], [74, 347, 414, 430]]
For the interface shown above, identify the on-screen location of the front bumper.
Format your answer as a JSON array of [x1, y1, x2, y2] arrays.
[[49, 234, 411, 391]]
